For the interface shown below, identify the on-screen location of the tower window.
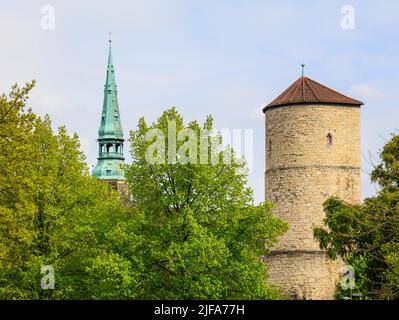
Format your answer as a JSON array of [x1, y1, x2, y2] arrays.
[[326, 133, 333, 146], [106, 143, 113, 153], [268, 139, 272, 152]]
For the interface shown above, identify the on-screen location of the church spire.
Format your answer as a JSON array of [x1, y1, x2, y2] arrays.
[[107, 32, 113, 71], [98, 33, 123, 140], [92, 35, 125, 181]]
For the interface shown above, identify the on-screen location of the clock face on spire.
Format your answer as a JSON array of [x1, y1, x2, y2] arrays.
[[92, 36, 125, 181]]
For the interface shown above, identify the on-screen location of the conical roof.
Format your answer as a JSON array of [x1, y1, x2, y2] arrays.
[[263, 76, 363, 111], [98, 41, 124, 140]]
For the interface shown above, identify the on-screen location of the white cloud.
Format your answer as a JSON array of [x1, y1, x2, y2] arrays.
[[29, 90, 71, 115], [0, 8, 40, 91], [348, 83, 386, 103], [249, 104, 265, 121], [79, 136, 94, 158]]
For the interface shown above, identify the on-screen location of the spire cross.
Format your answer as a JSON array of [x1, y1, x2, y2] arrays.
[[109, 32, 112, 48], [301, 63, 305, 77]]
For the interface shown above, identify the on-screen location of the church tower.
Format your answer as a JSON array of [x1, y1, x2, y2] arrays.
[[92, 36, 125, 190], [263, 74, 363, 299]]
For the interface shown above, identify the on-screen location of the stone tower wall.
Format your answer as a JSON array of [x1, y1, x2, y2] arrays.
[[264, 104, 361, 299]]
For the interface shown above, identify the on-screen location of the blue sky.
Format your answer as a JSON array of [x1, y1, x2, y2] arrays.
[[1, 0, 399, 203]]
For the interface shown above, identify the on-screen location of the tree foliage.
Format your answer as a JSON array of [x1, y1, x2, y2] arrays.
[[117, 108, 287, 299], [0, 82, 124, 299], [0, 85, 286, 299]]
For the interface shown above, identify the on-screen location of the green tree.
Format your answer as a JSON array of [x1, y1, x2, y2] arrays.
[[0, 83, 286, 299], [107, 107, 287, 299], [0, 82, 125, 299], [314, 134, 399, 299]]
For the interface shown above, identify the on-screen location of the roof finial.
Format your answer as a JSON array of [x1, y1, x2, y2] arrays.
[[109, 32, 112, 49], [301, 63, 305, 77]]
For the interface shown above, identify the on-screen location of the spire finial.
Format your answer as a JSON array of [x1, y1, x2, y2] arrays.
[[109, 32, 112, 49], [301, 63, 305, 77]]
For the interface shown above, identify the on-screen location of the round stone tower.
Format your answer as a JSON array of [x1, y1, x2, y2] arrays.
[[263, 76, 363, 299]]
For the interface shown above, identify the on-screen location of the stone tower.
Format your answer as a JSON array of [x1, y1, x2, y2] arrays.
[[263, 75, 363, 299], [92, 36, 126, 191]]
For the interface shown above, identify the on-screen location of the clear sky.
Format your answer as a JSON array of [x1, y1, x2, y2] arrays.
[[1, 0, 398, 203]]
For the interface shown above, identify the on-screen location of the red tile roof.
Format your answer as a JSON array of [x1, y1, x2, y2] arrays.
[[263, 76, 363, 112]]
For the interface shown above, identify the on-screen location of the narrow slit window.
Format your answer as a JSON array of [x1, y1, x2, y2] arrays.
[[326, 133, 333, 146], [268, 139, 272, 152]]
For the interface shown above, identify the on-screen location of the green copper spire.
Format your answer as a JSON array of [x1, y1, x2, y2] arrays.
[[92, 34, 125, 180], [98, 33, 123, 139]]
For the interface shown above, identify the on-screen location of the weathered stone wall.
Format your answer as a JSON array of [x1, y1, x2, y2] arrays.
[[264, 104, 361, 299], [265, 105, 360, 171], [264, 251, 344, 300], [266, 166, 360, 250]]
